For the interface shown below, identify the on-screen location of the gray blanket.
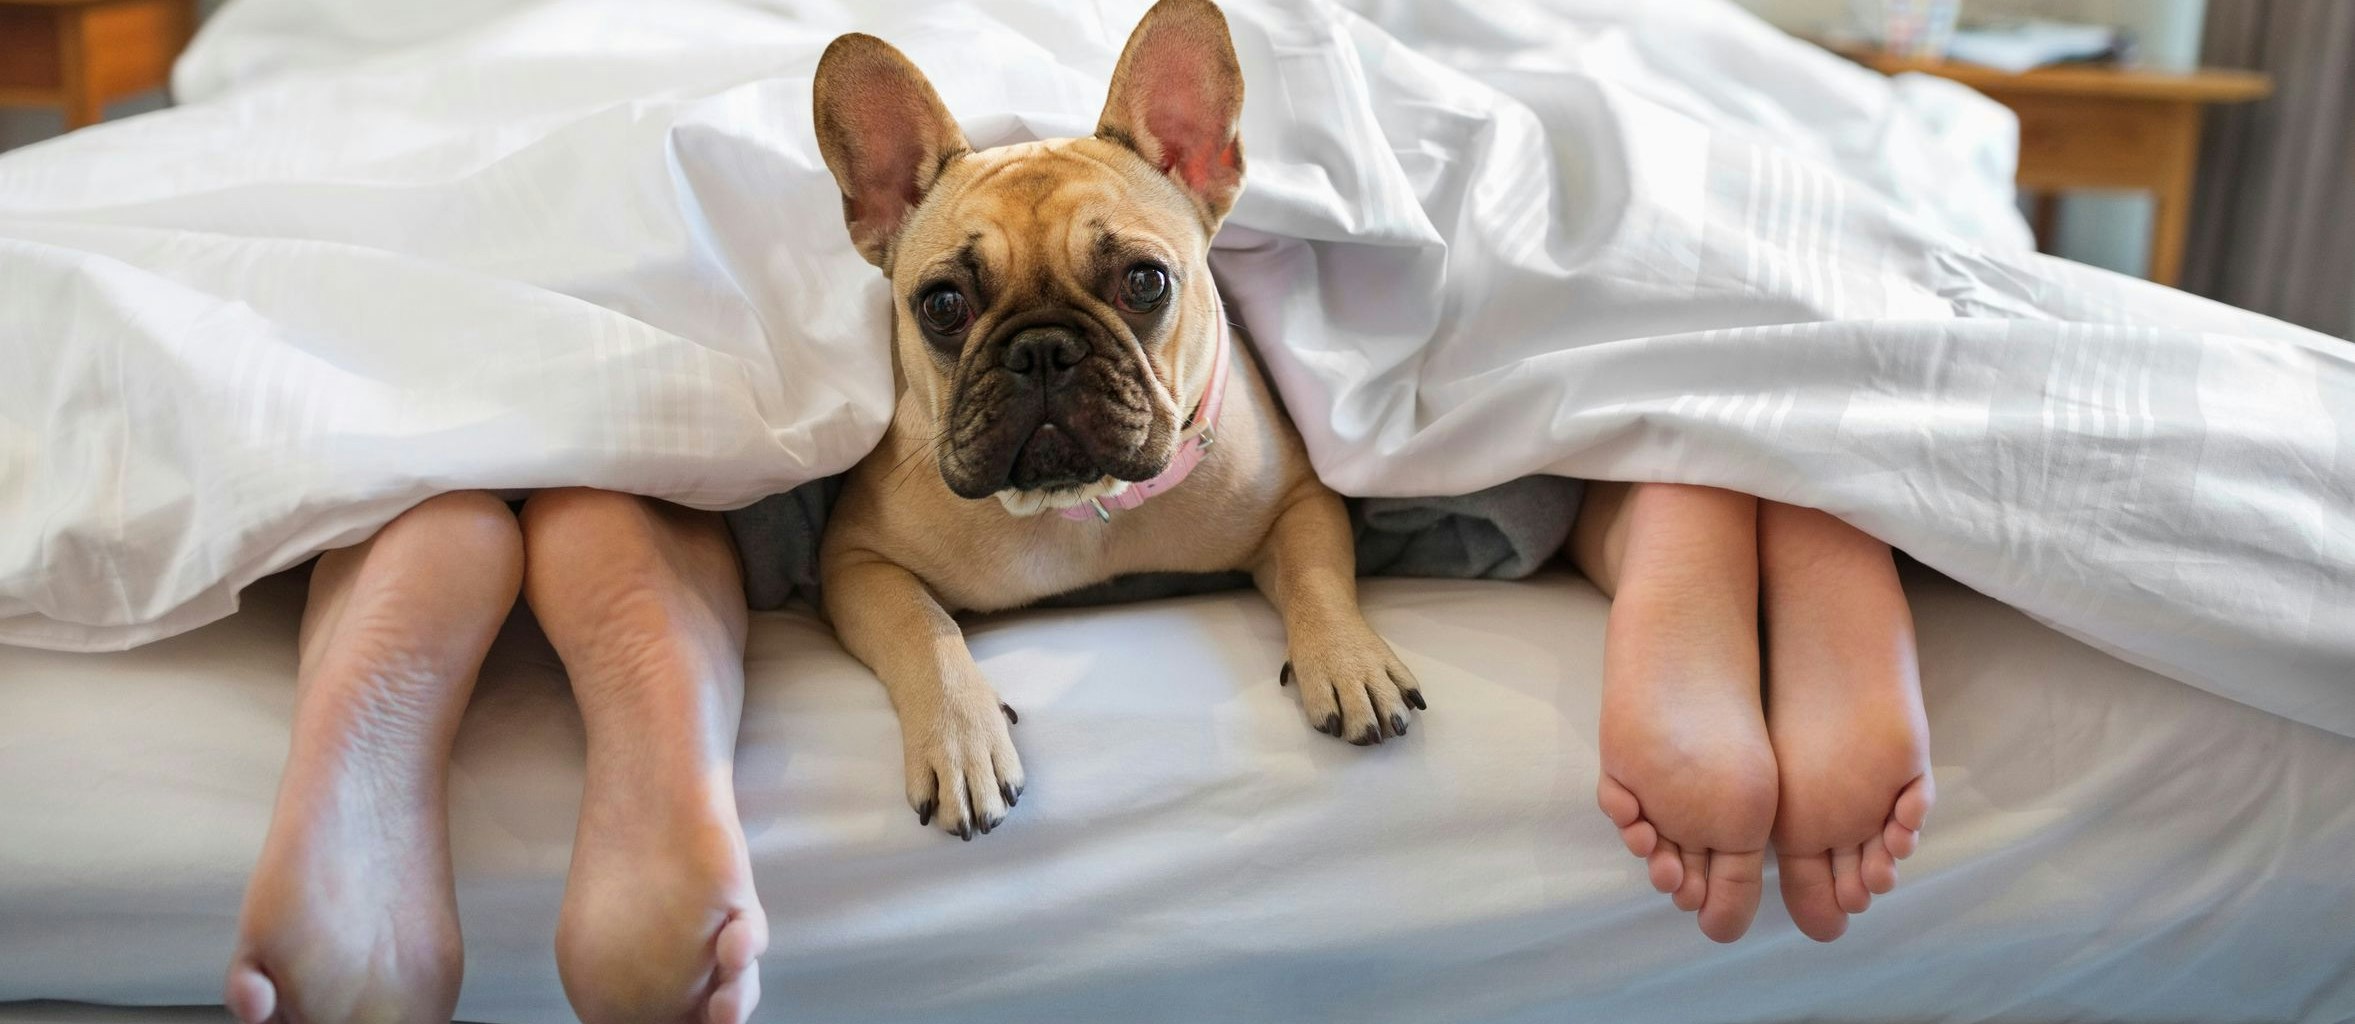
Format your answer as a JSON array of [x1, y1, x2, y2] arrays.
[[724, 476, 1581, 612]]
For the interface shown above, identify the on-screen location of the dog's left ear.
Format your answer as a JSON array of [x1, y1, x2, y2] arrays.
[[1097, 0, 1245, 226]]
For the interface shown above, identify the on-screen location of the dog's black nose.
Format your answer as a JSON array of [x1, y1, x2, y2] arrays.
[[1001, 326, 1089, 381]]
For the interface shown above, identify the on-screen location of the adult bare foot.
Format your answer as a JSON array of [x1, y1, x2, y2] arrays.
[[1759, 502, 1933, 943], [1578, 483, 1778, 943], [555, 739, 767, 1024], [522, 489, 768, 1024], [227, 492, 522, 1024]]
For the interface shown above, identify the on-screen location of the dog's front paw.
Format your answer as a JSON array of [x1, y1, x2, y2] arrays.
[[901, 688, 1025, 840], [1282, 629, 1425, 746]]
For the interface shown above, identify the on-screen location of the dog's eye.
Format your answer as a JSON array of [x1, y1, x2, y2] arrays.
[[919, 287, 972, 336], [1118, 264, 1170, 313]]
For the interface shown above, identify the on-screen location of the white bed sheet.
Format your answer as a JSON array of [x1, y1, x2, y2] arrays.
[[4, 571, 2352, 1023]]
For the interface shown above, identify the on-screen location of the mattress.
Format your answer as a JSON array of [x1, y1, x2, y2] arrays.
[[3, 568, 2352, 1023]]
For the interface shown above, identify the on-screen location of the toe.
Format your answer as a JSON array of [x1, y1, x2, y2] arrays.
[[906, 761, 939, 826], [1885, 821, 1920, 859], [934, 769, 973, 840], [1647, 837, 1685, 894], [965, 760, 1009, 835], [1861, 835, 1898, 895], [705, 967, 759, 1024], [1892, 775, 1934, 833], [1374, 662, 1419, 738], [1387, 665, 1427, 714], [223, 961, 275, 1024], [1367, 679, 1411, 740], [1298, 676, 1342, 736], [1831, 845, 1871, 914], [1778, 851, 1849, 942], [705, 914, 765, 1024], [715, 913, 766, 975], [1618, 818, 1659, 858], [1335, 679, 1380, 744], [1597, 776, 1642, 830], [1696, 849, 1764, 943], [993, 734, 1028, 809], [1672, 849, 1707, 911]]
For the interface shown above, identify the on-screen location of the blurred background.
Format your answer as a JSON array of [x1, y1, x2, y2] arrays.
[[5, 0, 2346, 336], [1736, 0, 2352, 340]]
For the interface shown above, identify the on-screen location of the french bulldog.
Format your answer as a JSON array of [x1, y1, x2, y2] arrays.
[[813, 0, 1423, 839]]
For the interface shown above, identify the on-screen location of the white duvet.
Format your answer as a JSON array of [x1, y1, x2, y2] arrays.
[[2, 0, 2350, 737]]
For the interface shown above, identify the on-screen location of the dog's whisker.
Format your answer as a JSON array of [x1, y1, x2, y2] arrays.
[[890, 447, 946, 497], [883, 433, 943, 497]]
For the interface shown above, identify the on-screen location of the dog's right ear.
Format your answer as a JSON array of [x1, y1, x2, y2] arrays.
[[813, 34, 970, 268]]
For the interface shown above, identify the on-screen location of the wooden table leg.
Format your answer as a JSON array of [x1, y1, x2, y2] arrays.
[[2031, 191, 2062, 252], [2147, 102, 2204, 288], [61, 90, 103, 129], [56, 4, 101, 129]]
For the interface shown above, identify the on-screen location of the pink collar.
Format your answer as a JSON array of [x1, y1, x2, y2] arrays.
[[1060, 316, 1231, 522]]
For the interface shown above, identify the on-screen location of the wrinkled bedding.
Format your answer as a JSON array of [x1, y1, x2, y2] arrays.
[[1, 0, 2350, 741]]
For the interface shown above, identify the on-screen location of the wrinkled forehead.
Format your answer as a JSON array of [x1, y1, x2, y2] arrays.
[[904, 140, 1198, 286]]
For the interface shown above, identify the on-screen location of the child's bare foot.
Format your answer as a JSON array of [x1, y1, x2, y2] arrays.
[[1760, 502, 1933, 943], [1580, 484, 1778, 943], [227, 492, 522, 1024], [522, 489, 768, 1024]]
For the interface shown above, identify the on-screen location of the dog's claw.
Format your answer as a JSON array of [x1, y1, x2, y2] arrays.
[[1000, 781, 1017, 807], [957, 821, 973, 842], [1001, 702, 1019, 725], [917, 799, 937, 827], [1390, 713, 1409, 737], [1320, 712, 1341, 736], [1352, 725, 1381, 746], [1404, 689, 1428, 711], [1279, 661, 1294, 687]]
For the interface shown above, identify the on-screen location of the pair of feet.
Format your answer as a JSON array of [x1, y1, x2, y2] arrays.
[[225, 744, 765, 1024], [1589, 486, 1933, 942], [224, 490, 767, 1024]]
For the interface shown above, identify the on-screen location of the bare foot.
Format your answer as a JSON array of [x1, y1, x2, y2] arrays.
[[555, 751, 768, 1024], [228, 762, 468, 1024], [227, 492, 522, 1024], [1760, 502, 1933, 943], [1587, 484, 1778, 943], [522, 489, 769, 1024]]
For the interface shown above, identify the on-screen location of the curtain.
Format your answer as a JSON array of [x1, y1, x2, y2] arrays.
[[2182, 0, 2355, 338]]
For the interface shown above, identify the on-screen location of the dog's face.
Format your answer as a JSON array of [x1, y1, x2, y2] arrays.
[[813, 0, 1244, 513]]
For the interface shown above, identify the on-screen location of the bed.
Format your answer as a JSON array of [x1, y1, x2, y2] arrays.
[[5, 566, 2354, 1023], [5, 0, 2355, 1018]]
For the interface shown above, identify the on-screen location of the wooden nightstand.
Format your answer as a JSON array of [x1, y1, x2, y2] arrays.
[[1844, 52, 2271, 286], [0, 0, 196, 131]]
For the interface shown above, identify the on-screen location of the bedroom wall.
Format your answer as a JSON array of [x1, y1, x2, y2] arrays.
[[1736, 0, 2209, 278]]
